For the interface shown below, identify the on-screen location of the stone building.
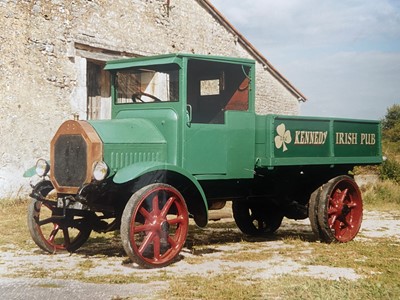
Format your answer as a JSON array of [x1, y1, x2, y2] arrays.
[[0, 0, 305, 199]]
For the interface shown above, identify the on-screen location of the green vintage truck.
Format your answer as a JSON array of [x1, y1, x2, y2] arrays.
[[25, 53, 382, 268]]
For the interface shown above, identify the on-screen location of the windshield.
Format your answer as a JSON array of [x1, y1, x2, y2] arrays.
[[115, 66, 179, 104]]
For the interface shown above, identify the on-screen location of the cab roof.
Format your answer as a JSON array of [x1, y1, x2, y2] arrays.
[[104, 53, 255, 71]]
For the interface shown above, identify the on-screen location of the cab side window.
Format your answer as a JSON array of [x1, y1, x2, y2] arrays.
[[187, 60, 250, 124]]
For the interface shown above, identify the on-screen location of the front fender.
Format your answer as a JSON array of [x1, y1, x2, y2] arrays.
[[113, 162, 208, 226], [113, 162, 207, 202]]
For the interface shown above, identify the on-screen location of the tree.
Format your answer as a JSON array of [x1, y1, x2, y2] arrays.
[[382, 104, 400, 142], [382, 104, 400, 130]]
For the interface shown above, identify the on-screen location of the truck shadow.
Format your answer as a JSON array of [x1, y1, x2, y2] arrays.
[[185, 220, 316, 256], [75, 218, 316, 260]]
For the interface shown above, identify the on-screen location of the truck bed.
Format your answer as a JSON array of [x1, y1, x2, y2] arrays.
[[255, 114, 382, 168]]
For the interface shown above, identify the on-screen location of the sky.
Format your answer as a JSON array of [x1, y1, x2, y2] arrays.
[[210, 0, 400, 120]]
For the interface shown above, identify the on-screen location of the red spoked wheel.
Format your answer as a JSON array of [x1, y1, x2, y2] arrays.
[[317, 176, 363, 243], [121, 183, 189, 268], [27, 181, 92, 253]]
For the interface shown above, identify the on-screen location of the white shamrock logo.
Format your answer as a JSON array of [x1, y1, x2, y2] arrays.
[[274, 123, 292, 152]]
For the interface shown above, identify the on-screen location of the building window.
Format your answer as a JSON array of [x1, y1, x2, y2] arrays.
[[87, 61, 111, 119]]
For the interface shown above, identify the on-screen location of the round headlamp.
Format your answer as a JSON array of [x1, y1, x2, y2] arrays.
[[93, 161, 108, 181], [35, 159, 50, 177]]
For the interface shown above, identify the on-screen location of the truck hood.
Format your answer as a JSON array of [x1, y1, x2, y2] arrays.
[[88, 118, 166, 144]]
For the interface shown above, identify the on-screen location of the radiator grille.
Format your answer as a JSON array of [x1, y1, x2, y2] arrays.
[[53, 135, 87, 187], [110, 151, 162, 169]]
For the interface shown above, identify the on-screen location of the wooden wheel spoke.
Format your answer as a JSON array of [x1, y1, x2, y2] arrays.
[[38, 216, 61, 226], [333, 219, 342, 234], [152, 195, 160, 216], [42, 202, 57, 212], [328, 198, 341, 213], [250, 213, 260, 223], [342, 217, 353, 229], [328, 207, 339, 216], [248, 212, 269, 231], [167, 236, 177, 249], [347, 202, 357, 208], [167, 215, 184, 226], [153, 236, 161, 260], [256, 219, 265, 230], [138, 231, 156, 255], [62, 228, 71, 246], [139, 207, 150, 219], [331, 188, 348, 206], [329, 214, 337, 226], [134, 224, 153, 233], [160, 196, 176, 218], [48, 224, 60, 243], [69, 218, 85, 231], [338, 188, 349, 203]]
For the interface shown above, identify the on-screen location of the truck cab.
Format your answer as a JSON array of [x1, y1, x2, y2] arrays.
[[105, 54, 256, 179]]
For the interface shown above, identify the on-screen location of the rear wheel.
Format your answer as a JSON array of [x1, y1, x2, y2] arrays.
[[27, 181, 92, 253], [308, 187, 323, 240], [317, 176, 363, 243], [232, 201, 283, 236], [121, 183, 189, 268]]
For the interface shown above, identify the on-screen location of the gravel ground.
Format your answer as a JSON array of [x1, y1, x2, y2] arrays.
[[0, 210, 399, 300]]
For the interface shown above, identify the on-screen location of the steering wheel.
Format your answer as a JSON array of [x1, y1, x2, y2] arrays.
[[131, 91, 163, 103]]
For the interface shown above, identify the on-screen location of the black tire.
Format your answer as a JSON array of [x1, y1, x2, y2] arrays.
[[317, 175, 363, 243], [120, 183, 189, 268], [308, 187, 323, 240], [27, 181, 92, 253], [232, 200, 283, 236]]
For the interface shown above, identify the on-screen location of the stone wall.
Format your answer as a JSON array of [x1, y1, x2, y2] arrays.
[[0, 0, 300, 199]]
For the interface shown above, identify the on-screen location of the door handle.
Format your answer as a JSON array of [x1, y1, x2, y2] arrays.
[[186, 104, 192, 127]]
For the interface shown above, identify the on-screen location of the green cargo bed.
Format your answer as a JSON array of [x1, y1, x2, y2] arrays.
[[256, 114, 382, 167]]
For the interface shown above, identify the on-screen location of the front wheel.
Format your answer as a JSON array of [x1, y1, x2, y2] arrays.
[[27, 181, 92, 253], [120, 183, 189, 268]]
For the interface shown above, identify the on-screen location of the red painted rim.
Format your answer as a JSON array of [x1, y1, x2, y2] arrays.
[[327, 179, 363, 242], [128, 186, 189, 266]]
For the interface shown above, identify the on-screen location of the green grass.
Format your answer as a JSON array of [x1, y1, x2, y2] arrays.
[[0, 199, 33, 250], [164, 237, 400, 300], [1, 196, 400, 299], [261, 275, 399, 300], [164, 270, 400, 300], [167, 273, 264, 300], [383, 140, 400, 161], [362, 180, 400, 210]]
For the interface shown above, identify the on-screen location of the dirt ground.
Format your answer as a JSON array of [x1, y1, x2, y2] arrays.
[[0, 209, 399, 300]]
